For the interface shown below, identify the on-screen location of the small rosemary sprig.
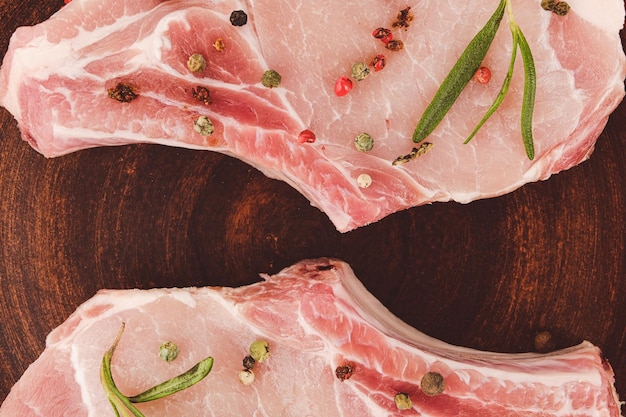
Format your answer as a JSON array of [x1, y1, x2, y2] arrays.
[[100, 323, 214, 417], [411, 0, 537, 160]]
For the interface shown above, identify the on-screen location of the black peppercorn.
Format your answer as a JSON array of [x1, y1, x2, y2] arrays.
[[335, 364, 353, 381], [243, 355, 256, 370], [230, 10, 248, 26]]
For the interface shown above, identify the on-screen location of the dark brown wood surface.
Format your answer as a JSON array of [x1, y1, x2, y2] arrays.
[[1, 0, 625, 408]]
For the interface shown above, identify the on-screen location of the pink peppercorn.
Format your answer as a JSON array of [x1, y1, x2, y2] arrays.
[[334, 76, 353, 97], [298, 129, 316, 143], [474, 67, 492, 84]]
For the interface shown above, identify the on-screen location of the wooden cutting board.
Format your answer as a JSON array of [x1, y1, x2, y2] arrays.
[[1, 0, 625, 407]]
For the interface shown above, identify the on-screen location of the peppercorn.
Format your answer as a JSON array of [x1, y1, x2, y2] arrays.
[[243, 355, 256, 370], [534, 331, 557, 353], [474, 66, 492, 84], [421, 371, 445, 396], [394, 393, 412, 410], [261, 69, 282, 88], [193, 116, 215, 136], [357, 173, 372, 188], [335, 364, 353, 381], [238, 369, 255, 385], [351, 62, 370, 81], [249, 340, 270, 363], [107, 83, 138, 103], [334, 76, 353, 97], [385, 39, 404, 52], [187, 53, 206, 73], [158, 341, 179, 362], [370, 54, 386, 72], [354, 132, 374, 152], [551, 2, 570, 15], [298, 129, 316, 143], [230, 10, 248, 26], [192, 86, 211, 105], [541, 0, 570, 16], [372, 27, 393, 44]]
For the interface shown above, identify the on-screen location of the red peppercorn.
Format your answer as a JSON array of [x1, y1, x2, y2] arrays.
[[334, 76, 353, 97], [370, 54, 386, 72], [298, 129, 316, 143], [474, 66, 492, 84], [372, 27, 393, 44]]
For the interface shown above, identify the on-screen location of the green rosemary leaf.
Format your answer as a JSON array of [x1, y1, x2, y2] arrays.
[[464, 33, 518, 144], [512, 22, 536, 160], [100, 324, 148, 417], [412, 0, 507, 143], [128, 356, 214, 403]]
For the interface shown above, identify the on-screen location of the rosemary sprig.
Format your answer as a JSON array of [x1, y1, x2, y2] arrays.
[[411, 0, 537, 160], [100, 323, 214, 417], [412, 0, 506, 144]]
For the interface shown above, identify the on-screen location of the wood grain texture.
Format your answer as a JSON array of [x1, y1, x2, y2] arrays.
[[1, 0, 625, 407]]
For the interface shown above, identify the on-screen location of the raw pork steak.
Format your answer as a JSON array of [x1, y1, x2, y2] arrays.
[[0, 259, 621, 416], [1, 0, 625, 231]]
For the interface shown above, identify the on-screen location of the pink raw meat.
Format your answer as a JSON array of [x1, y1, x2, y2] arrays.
[[1, 0, 625, 231], [0, 258, 621, 416]]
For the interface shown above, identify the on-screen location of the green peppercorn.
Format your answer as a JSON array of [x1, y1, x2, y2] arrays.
[[351, 62, 370, 81], [158, 341, 179, 362], [193, 116, 215, 136], [354, 132, 374, 152], [249, 340, 270, 363], [187, 53, 206, 73], [421, 371, 445, 396], [261, 69, 282, 88], [394, 392, 412, 410]]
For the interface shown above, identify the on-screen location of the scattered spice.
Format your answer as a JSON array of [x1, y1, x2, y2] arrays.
[[372, 27, 393, 44], [238, 369, 255, 385], [243, 355, 256, 370], [351, 62, 370, 81], [213, 38, 225, 52], [421, 371, 445, 396], [187, 53, 206, 73], [394, 393, 413, 410], [385, 39, 404, 52], [159, 341, 179, 362], [370, 54, 386, 72], [335, 364, 354, 381], [334, 76, 353, 97], [354, 132, 374, 152], [392, 7, 414, 29], [230, 10, 248, 26], [298, 129, 316, 143], [193, 116, 215, 136], [192, 86, 211, 105], [534, 331, 557, 353], [392, 142, 433, 166], [357, 173, 372, 188], [541, 0, 570, 16], [249, 340, 270, 363], [474, 66, 492, 84], [107, 83, 138, 103], [261, 69, 282, 88]]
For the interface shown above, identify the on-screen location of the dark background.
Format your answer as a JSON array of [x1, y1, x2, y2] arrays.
[[1, 0, 625, 407]]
